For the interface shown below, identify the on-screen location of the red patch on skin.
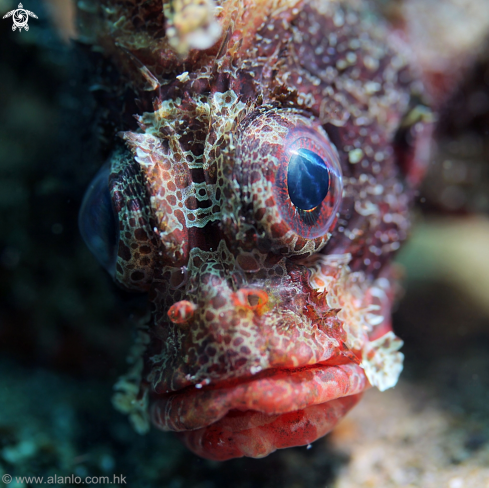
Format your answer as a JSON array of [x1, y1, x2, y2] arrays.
[[167, 300, 196, 324], [231, 288, 269, 312]]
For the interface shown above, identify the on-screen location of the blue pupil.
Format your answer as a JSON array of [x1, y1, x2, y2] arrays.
[[287, 148, 330, 211]]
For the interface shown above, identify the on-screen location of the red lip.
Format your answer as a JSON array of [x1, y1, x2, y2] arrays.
[[150, 361, 367, 460]]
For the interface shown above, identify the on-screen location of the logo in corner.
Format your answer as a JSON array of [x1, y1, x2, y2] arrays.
[[3, 3, 37, 32]]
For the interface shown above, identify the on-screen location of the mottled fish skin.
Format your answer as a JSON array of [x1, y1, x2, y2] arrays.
[[78, 0, 432, 460]]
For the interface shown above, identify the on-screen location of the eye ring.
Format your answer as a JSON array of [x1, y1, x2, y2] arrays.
[[274, 126, 343, 240]]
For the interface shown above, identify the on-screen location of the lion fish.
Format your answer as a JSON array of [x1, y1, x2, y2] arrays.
[[78, 0, 433, 460]]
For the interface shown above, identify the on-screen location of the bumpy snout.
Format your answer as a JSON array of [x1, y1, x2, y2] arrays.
[[149, 256, 368, 448], [149, 251, 351, 394]]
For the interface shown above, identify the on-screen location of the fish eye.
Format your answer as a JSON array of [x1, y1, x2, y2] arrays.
[[78, 163, 119, 276], [235, 110, 343, 253], [273, 124, 343, 241]]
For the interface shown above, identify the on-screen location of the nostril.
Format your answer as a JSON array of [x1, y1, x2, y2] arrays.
[[168, 300, 197, 324], [231, 288, 269, 312]]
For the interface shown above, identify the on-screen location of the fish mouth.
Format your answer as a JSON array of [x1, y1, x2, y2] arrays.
[[150, 360, 367, 460]]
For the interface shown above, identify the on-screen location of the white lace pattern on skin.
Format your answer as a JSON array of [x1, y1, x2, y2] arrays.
[[307, 253, 404, 390]]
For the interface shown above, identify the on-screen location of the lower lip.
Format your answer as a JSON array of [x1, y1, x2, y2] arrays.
[[178, 393, 362, 460], [151, 362, 367, 460]]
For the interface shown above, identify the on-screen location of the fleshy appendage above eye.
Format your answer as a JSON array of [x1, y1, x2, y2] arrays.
[[235, 110, 343, 254], [79, 163, 119, 276], [275, 126, 343, 239]]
